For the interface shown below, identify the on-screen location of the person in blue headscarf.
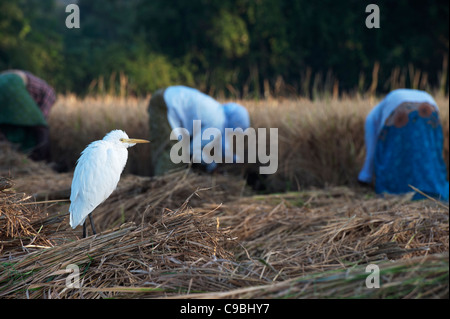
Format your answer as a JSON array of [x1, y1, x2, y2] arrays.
[[148, 85, 250, 175], [358, 89, 449, 201], [205, 102, 251, 172]]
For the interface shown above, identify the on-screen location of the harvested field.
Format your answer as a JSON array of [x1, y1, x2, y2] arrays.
[[0, 143, 448, 299]]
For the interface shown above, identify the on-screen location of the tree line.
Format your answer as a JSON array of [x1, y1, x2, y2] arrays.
[[0, 0, 448, 98]]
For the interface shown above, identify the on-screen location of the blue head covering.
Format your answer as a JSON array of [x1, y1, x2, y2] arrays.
[[217, 103, 251, 169], [222, 103, 250, 130]]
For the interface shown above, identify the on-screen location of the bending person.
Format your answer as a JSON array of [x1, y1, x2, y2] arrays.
[[148, 85, 250, 175], [0, 69, 56, 161], [358, 89, 448, 201]]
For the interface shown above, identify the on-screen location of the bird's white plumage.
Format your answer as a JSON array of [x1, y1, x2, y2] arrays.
[[69, 130, 138, 229]]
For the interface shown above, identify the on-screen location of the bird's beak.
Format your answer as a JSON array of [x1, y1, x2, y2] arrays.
[[121, 138, 150, 144]]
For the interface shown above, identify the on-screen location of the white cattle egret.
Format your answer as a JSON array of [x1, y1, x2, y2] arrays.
[[69, 130, 149, 237]]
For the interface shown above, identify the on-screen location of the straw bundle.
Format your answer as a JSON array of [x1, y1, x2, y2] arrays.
[[0, 193, 265, 299], [0, 163, 448, 298], [178, 253, 448, 299], [214, 188, 449, 280], [0, 178, 54, 254], [80, 170, 248, 235]]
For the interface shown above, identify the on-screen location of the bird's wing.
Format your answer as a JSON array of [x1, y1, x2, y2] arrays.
[[69, 141, 122, 228]]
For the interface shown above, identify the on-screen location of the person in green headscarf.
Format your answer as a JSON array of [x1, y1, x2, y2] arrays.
[[0, 70, 56, 161]]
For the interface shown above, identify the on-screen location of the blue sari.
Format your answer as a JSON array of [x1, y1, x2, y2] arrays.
[[374, 102, 449, 201]]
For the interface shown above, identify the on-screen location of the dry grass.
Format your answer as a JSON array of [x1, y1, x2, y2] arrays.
[[0, 146, 448, 298], [244, 98, 370, 189], [0, 177, 55, 254], [49, 94, 150, 175], [0, 142, 53, 178], [245, 96, 449, 189], [177, 253, 448, 299], [0, 201, 244, 298], [217, 188, 449, 280]]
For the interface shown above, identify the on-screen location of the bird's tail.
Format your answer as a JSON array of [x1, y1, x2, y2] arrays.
[[69, 210, 77, 229], [69, 207, 86, 229]]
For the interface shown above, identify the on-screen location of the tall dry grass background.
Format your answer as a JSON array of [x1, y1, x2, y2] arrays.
[[49, 95, 151, 175], [48, 94, 449, 191]]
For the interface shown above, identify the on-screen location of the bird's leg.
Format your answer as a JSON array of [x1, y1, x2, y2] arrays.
[[83, 222, 87, 238], [89, 214, 97, 235]]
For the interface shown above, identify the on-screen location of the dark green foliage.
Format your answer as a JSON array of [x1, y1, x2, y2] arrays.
[[0, 0, 448, 97]]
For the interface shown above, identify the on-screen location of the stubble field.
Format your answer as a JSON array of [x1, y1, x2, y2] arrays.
[[0, 95, 448, 298]]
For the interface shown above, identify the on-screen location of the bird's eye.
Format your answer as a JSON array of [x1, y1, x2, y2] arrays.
[[119, 138, 124, 142]]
